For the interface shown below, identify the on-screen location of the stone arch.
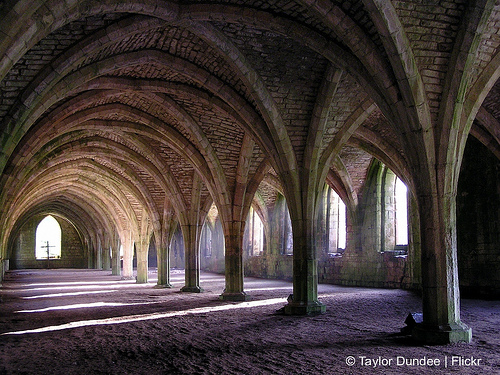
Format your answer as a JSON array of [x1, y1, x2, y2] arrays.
[[363, 0, 433, 188]]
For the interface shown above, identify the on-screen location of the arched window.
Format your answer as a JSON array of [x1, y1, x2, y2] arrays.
[[376, 163, 409, 252], [244, 206, 264, 256], [325, 187, 347, 253], [35, 215, 62, 260], [395, 177, 408, 246], [282, 199, 293, 255], [199, 203, 225, 259], [201, 222, 213, 258], [332, 189, 347, 251]]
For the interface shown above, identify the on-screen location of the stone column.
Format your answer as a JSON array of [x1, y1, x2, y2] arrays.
[[136, 236, 149, 284], [156, 240, 172, 288], [180, 224, 203, 293], [220, 220, 249, 301], [284, 216, 325, 315], [157, 201, 175, 288], [87, 238, 94, 269], [111, 241, 121, 276], [95, 234, 103, 270], [102, 234, 111, 271], [102, 245, 111, 271], [412, 192, 471, 344], [121, 231, 134, 280]]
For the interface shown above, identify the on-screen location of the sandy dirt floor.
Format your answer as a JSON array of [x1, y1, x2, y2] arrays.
[[0, 269, 499, 375]]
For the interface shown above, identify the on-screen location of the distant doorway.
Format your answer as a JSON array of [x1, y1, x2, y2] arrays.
[[35, 215, 62, 260]]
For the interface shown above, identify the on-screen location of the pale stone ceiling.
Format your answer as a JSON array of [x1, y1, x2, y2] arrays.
[[0, 0, 499, 260]]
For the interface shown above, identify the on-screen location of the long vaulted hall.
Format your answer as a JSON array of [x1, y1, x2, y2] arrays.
[[1, 1, 500, 374]]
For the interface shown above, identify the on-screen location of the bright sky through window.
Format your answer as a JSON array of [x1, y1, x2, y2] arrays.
[[395, 178, 408, 245], [35, 215, 62, 259], [338, 198, 347, 249]]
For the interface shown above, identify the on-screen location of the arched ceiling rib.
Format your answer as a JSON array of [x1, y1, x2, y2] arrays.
[[2, 1, 500, 255]]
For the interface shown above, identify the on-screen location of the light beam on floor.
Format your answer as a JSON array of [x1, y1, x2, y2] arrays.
[[244, 287, 292, 292], [18, 283, 158, 292], [16, 301, 161, 313], [23, 290, 118, 299], [2, 298, 287, 336]]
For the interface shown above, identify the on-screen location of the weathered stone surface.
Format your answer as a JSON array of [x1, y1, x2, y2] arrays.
[[2, 0, 500, 346]]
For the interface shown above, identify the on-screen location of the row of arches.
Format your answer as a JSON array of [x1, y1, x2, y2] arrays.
[[2, 1, 500, 346], [26, 170, 410, 278]]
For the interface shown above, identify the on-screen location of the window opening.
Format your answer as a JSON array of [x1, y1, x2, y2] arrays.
[[35, 215, 62, 261], [395, 177, 408, 246], [283, 201, 293, 255], [327, 188, 347, 254], [337, 194, 347, 250], [245, 206, 264, 256], [201, 222, 213, 258]]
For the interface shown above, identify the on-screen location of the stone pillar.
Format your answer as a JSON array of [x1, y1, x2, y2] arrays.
[[121, 231, 134, 280], [0, 258, 8, 285], [156, 240, 172, 288], [180, 224, 203, 293], [96, 236, 103, 270], [102, 245, 111, 271], [102, 235, 111, 271], [284, 217, 325, 315], [157, 201, 175, 288], [412, 192, 471, 344], [220, 220, 249, 301], [111, 241, 121, 276], [87, 239, 94, 269], [136, 236, 149, 284]]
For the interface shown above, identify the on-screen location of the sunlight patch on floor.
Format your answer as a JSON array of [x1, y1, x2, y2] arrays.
[[3, 297, 287, 336], [244, 287, 292, 292], [23, 290, 118, 299], [16, 301, 162, 313], [18, 283, 158, 292]]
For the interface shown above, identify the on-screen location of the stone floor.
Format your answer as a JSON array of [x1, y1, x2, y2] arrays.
[[0, 269, 499, 374]]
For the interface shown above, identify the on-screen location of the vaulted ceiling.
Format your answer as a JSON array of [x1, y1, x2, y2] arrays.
[[1, 1, 500, 253]]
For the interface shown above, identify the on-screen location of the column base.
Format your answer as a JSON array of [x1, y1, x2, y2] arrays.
[[121, 276, 134, 280], [154, 283, 173, 289], [412, 322, 472, 344], [283, 301, 326, 315], [219, 291, 251, 302], [181, 285, 204, 293]]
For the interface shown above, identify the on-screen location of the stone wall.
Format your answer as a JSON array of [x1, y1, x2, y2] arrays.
[[243, 250, 410, 288], [317, 252, 408, 289], [243, 239, 411, 289], [170, 226, 185, 270], [174, 138, 497, 298], [10, 215, 86, 269], [240, 163, 423, 290], [457, 137, 500, 298], [200, 219, 225, 273], [245, 254, 293, 281]]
